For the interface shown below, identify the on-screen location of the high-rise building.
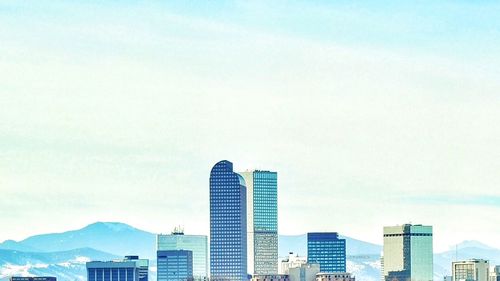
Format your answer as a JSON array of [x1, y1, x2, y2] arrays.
[[490, 266, 500, 281], [316, 273, 355, 281], [452, 259, 489, 281], [209, 160, 248, 281], [10, 277, 56, 281], [157, 250, 194, 281], [307, 232, 346, 273], [240, 170, 278, 275], [382, 224, 433, 281], [288, 263, 320, 281], [157, 229, 208, 280], [87, 256, 148, 281], [280, 252, 307, 275]]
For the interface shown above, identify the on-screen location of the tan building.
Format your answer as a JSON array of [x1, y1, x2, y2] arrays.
[[316, 273, 355, 281], [288, 263, 321, 281], [251, 275, 290, 281], [452, 259, 489, 281]]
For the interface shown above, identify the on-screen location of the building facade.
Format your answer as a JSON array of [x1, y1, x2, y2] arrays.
[[315, 273, 355, 281], [124, 256, 149, 281], [10, 278, 56, 281], [209, 160, 248, 281], [288, 264, 321, 281], [382, 224, 433, 281], [490, 266, 500, 281], [87, 257, 148, 281], [307, 233, 346, 273], [157, 250, 194, 281], [251, 275, 289, 281], [157, 230, 208, 280], [452, 259, 489, 281], [240, 170, 278, 275], [280, 252, 307, 275]]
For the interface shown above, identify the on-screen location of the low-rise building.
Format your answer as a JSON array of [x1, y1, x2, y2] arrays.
[[280, 252, 307, 275], [10, 277, 56, 281], [315, 273, 355, 281], [452, 259, 489, 281], [490, 266, 500, 281], [288, 263, 320, 281], [251, 274, 289, 281]]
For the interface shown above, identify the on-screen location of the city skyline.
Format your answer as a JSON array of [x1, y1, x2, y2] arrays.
[[1, 0, 500, 254]]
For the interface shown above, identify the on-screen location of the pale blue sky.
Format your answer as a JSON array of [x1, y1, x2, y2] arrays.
[[1, 1, 499, 252]]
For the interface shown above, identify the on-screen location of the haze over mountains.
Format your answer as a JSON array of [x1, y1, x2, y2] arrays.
[[1, 222, 499, 281]]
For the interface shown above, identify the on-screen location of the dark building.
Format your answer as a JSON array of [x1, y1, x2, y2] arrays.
[[307, 232, 346, 273], [10, 277, 56, 281], [210, 160, 247, 281], [87, 256, 149, 281], [157, 250, 193, 281]]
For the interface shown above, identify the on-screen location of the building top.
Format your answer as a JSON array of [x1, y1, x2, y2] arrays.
[[87, 256, 149, 268], [452, 259, 489, 264], [383, 224, 433, 236], [307, 232, 342, 240], [10, 277, 57, 281]]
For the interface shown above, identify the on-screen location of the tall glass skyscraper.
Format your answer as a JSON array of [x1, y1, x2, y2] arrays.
[[209, 160, 247, 281], [240, 170, 278, 275], [382, 224, 433, 281], [157, 230, 208, 280], [307, 232, 346, 273]]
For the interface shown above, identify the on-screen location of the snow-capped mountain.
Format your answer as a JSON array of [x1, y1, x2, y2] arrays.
[[2, 222, 500, 281]]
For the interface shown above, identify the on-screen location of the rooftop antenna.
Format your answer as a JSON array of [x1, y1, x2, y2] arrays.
[[172, 225, 184, 235]]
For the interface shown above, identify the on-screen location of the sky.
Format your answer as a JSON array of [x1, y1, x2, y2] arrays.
[[0, 1, 499, 253]]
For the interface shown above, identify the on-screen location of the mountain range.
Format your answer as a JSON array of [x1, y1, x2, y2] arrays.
[[1, 222, 500, 281]]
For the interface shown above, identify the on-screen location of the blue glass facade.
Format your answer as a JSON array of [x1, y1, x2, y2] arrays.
[[157, 250, 193, 281], [307, 232, 346, 273], [210, 160, 247, 281], [87, 261, 140, 281]]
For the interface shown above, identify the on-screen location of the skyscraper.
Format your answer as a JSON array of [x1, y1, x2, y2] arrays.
[[239, 170, 278, 275], [209, 160, 248, 281], [157, 250, 194, 281], [157, 229, 208, 280], [382, 224, 433, 281], [307, 232, 346, 273]]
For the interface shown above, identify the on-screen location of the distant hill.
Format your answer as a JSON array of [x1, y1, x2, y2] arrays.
[[0, 248, 117, 281], [0, 222, 156, 259], [2, 222, 500, 281], [434, 241, 500, 278]]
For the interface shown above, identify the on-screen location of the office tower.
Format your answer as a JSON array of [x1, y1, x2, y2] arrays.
[[382, 224, 433, 281], [209, 160, 247, 281], [87, 256, 148, 281], [288, 264, 320, 281], [251, 275, 289, 281], [157, 228, 208, 280], [124, 256, 149, 281], [157, 250, 194, 281], [280, 252, 307, 275], [240, 170, 278, 275], [316, 273, 355, 281], [307, 233, 346, 273], [452, 259, 489, 281], [490, 266, 500, 281], [10, 278, 56, 281]]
